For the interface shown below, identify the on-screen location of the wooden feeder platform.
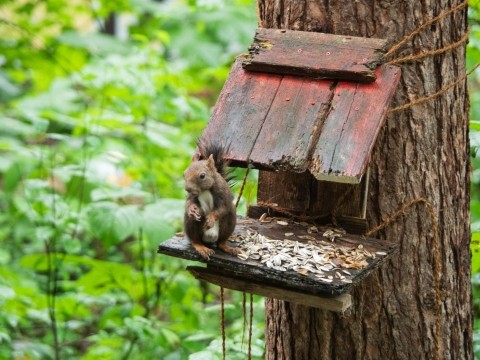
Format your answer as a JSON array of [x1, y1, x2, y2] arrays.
[[158, 216, 398, 312], [158, 29, 402, 312]]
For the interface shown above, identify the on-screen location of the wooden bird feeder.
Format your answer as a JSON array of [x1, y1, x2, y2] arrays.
[[158, 28, 401, 312]]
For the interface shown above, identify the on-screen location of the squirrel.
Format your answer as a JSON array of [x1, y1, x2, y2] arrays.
[[183, 141, 240, 260]]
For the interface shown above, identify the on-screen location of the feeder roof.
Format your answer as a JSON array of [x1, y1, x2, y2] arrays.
[[199, 28, 401, 183]]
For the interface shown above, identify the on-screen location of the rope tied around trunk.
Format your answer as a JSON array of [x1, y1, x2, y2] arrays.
[[384, 0, 476, 114], [384, 0, 468, 58]]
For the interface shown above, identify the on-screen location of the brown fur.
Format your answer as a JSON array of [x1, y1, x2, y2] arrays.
[[184, 149, 238, 260]]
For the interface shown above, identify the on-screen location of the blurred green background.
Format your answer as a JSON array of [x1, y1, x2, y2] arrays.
[[0, 1, 478, 359]]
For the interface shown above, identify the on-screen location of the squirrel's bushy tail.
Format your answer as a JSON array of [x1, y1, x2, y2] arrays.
[[197, 140, 234, 184]]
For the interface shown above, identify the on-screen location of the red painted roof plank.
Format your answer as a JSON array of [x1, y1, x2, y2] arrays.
[[201, 59, 282, 165], [249, 76, 334, 172], [199, 48, 401, 183], [309, 65, 401, 182]]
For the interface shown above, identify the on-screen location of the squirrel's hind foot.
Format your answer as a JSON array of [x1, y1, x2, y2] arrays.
[[192, 242, 215, 260], [218, 241, 241, 256]]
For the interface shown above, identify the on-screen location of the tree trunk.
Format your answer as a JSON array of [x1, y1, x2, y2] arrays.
[[257, 1, 471, 359]]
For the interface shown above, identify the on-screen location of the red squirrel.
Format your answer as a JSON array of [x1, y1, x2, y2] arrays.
[[183, 142, 239, 260]]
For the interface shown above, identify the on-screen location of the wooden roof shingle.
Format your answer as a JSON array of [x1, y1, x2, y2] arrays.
[[199, 29, 401, 184]]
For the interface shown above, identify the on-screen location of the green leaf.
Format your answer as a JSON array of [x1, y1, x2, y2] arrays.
[[471, 120, 480, 131], [17, 78, 81, 113], [189, 350, 221, 360], [0, 117, 37, 137], [58, 31, 131, 55], [155, 30, 171, 45], [87, 202, 141, 244], [161, 328, 181, 347], [90, 187, 151, 202], [0, 331, 11, 344], [0, 249, 11, 265], [20, 253, 49, 272], [0, 71, 21, 100], [62, 237, 83, 254], [114, 204, 141, 241], [144, 122, 181, 149], [204, 303, 235, 313], [472, 232, 480, 273], [12, 342, 54, 359], [142, 199, 184, 243], [20, 253, 93, 272], [184, 332, 216, 342], [131, 33, 149, 44], [0, 1, 263, 358], [0, 285, 15, 299], [26, 309, 50, 324]]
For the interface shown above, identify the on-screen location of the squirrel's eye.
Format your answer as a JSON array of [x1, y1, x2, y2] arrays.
[[199, 172, 206, 179]]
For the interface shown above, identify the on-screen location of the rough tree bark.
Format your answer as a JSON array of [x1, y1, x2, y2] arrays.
[[257, 1, 471, 359]]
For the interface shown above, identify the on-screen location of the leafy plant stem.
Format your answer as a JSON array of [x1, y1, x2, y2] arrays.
[[47, 149, 61, 360], [141, 114, 159, 201], [45, 240, 61, 360], [138, 227, 151, 316], [68, 104, 93, 247], [121, 334, 139, 360]]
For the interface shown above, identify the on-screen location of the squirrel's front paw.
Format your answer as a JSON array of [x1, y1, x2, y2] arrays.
[[205, 213, 217, 229], [188, 204, 202, 221]]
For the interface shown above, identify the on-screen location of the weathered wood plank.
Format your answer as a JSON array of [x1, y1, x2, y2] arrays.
[[249, 76, 334, 171], [243, 28, 388, 83], [200, 57, 282, 166], [200, 60, 400, 181], [256, 169, 368, 224], [330, 66, 401, 178], [247, 204, 327, 222], [159, 235, 346, 296], [188, 266, 352, 312], [157, 216, 398, 296], [309, 65, 401, 183], [247, 205, 368, 234], [309, 172, 370, 219], [334, 216, 369, 235], [257, 171, 313, 212]]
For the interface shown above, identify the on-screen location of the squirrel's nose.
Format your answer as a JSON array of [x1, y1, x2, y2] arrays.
[[185, 186, 197, 195]]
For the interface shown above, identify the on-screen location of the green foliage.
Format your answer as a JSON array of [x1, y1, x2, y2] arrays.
[[468, 1, 480, 357], [0, 0, 260, 359], [1, 0, 479, 358]]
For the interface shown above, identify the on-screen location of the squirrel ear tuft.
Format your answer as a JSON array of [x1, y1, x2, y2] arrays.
[[192, 151, 201, 161], [207, 154, 215, 169]]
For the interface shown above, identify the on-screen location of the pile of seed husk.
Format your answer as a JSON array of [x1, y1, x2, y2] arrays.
[[231, 229, 386, 284]]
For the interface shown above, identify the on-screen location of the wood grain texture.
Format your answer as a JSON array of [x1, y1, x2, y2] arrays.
[[257, 170, 313, 212], [249, 76, 334, 171], [243, 28, 388, 83], [200, 63, 399, 182], [157, 217, 397, 297], [256, 162, 370, 221], [247, 205, 368, 234], [187, 266, 352, 312], [201, 57, 282, 166], [310, 169, 370, 218], [310, 64, 401, 183]]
